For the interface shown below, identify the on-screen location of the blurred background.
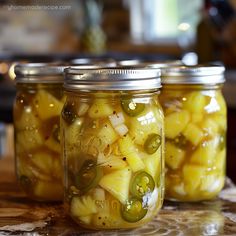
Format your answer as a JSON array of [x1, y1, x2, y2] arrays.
[[0, 0, 236, 181]]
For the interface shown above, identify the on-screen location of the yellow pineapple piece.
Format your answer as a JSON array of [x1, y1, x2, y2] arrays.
[[183, 164, 206, 195], [32, 89, 63, 120], [77, 103, 89, 116], [210, 114, 226, 131], [165, 142, 185, 170], [16, 128, 44, 152], [118, 135, 145, 172], [190, 139, 218, 167], [214, 149, 226, 172], [45, 124, 61, 153], [215, 91, 227, 115], [88, 99, 113, 118], [201, 118, 219, 137], [15, 107, 40, 130], [31, 151, 54, 175], [71, 195, 97, 217], [99, 167, 131, 204], [200, 171, 224, 193], [141, 151, 161, 183], [17, 158, 34, 179], [165, 110, 190, 139], [93, 212, 122, 228], [191, 113, 203, 123], [93, 188, 106, 201], [183, 91, 206, 113], [45, 137, 60, 154], [34, 180, 63, 201], [173, 182, 186, 196], [98, 122, 119, 149], [79, 216, 92, 225], [183, 123, 204, 146], [98, 153, 127, 170], [130, 110, 161, 145]]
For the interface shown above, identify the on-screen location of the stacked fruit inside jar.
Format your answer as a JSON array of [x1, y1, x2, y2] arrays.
[[160, 88, 226, 201], [14, 84, 64, 201], [62, 94, 164, 229]]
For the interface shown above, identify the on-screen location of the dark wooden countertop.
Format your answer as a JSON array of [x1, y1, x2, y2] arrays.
[[1, 151, 236, 235]]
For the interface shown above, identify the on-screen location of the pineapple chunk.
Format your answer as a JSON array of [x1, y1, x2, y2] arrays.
[[183, 164, 206, 195], [32, 90, 63, 120], [190, 139, 218, 167], [70, 195, 97, 217], [216, 92, 227, 115], [98, 153, 127, 170], [165, 142, 185, 170], [165, 110, 190, 139], [93, 212, 122, 228], [98, 122, 119, 147], [214, 149, 226, 172], [16, 128, 44, 152], [109, 112, 125, 127], [99, 167, 131, 204], [93, 188, 105, 201], [142, 151, 161, 184], [17, 158, 34, 179], [191, 113, 203, 123], [31, 151, 54, 174], [201, 118, 219, 137], [183, 123, 204, 146], [130, 111, 161, 145], [200, 171, 224, 193], [34, 180, 63, 201], [210, 114, 226, 131], [15, 107, 40, 130], [173, 182, 186, 196], [114, 124, 128, 136], [183, 91, 206, 113], [77, 103, 89, 116], [79, 216, 92, 225], [118, 135, 145, 172], [45, 137, 60, 154], [45, 125, 61, 153], [88, 99, 113, 118]]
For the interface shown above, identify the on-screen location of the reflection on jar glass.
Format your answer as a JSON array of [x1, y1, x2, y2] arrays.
[[62, 68, 164, 229], [13, 63, 66, 201], [159, 65, 226, 202]]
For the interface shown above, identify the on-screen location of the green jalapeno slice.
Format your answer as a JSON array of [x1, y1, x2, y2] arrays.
[[144, 133, 161, 154], [121, 99, 145, 117], [75, 159, 102, 193], [121, 198, 148, 222], [62, 102, 77, 124], [130, 171, 155, 198]]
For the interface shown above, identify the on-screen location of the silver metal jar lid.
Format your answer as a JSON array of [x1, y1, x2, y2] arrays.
[[64, 67, 161, 91], [14, 63, 67, 83], [161, 65, 225, 84]]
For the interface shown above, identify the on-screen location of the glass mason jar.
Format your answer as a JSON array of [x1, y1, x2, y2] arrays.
[[159, 65, 227, 202], [62, 68, 164, 229], [14, 63, 66, 201]]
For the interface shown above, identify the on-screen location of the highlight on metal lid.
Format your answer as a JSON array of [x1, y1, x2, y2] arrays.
[[117, 59, 182, 68], [161, 64, 225, 84], [64, 67, 161, 91], [14, 62, 68, 83], [71, 57, 117, 67]]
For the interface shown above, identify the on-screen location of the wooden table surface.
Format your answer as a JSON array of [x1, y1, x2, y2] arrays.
[[1, 137, 236, 235]]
